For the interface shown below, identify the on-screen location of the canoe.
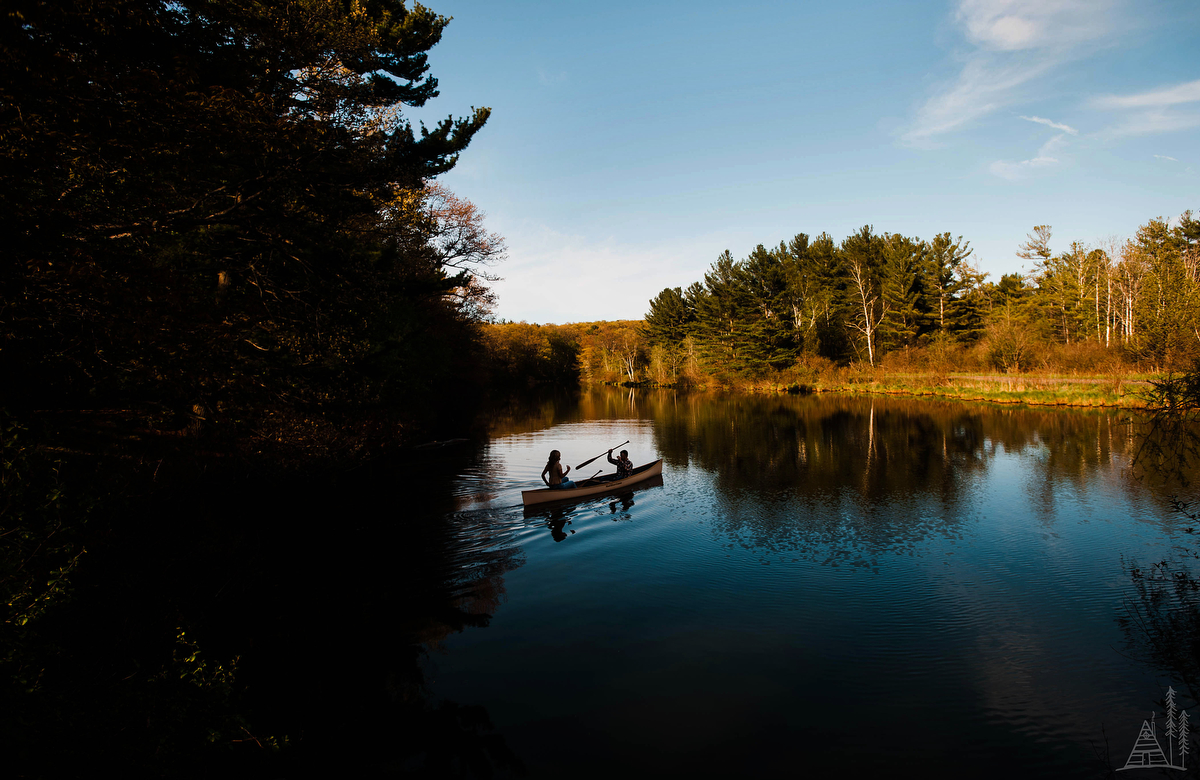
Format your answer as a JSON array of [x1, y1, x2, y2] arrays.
[[522, 459, 664, 507]]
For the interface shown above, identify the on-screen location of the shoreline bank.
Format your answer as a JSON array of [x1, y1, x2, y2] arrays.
[[607, 373, 1156, 410]]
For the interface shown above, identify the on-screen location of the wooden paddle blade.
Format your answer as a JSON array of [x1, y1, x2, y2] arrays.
[[575, 440, 629, 470], [576, 448, 604, 468]]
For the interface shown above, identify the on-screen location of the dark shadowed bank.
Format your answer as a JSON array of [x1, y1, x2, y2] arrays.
[[0, 1, 523, 775], [2, 435, 527, 778]]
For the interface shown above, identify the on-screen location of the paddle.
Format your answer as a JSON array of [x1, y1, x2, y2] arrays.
[[576, 441, 629, 470]]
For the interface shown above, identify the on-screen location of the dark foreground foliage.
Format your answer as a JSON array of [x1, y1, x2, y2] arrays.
[[1, 0, 496, 467], [1, 1, 520, 774]]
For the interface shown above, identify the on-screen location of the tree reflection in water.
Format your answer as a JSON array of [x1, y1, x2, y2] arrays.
[[490, 388, 1161, 565], [595, 390, 1143, 567]]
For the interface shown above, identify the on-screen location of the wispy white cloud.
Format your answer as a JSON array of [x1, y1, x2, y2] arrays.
[[1090, 79, 1200, 138], [1154, 154, 1180, 162], [1092, 79, 1200, 109], [902, 0, 1119, 146], [904, 58, 1055, 147], [1019, 115, 1078, 134], [1101, 111, 1200, 137], [989, 132, 1068, 180], [957, 0, 1114, 51], [989, 156, 1057, 180], [1037, 133, 1069, 157]]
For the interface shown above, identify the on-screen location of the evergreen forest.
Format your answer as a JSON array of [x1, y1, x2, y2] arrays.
[[637, 218, 1200, 384]]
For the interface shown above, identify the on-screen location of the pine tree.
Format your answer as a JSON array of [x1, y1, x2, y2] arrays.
[[693, 251, 766, 373], [790, 233, 843, 359], [644, 287, 696, 346], [1132, 218, 1196, 368], [879, 233, 925, 351], [1017, 225, 1054, 269], [742, 244, 799, 369], [924, 232, 973, 332], [951, 259, 990, 343]]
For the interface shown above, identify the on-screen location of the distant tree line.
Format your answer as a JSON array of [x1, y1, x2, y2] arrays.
[[481, 320, 654, 387], [643, 215, 1200, 380], [475, 216, 1198, 389]]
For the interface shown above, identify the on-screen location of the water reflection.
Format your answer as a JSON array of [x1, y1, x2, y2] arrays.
[[429, 388, 1199, 778], [490, 389, 1153, 490], [480, 389, 1175, 561], [648, 392, 1126, 494], [609, 492, 636, 520], [542, 508, 572, 542]]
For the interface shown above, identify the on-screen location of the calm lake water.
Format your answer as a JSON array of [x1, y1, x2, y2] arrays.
[[400, 388, 1198, 778]]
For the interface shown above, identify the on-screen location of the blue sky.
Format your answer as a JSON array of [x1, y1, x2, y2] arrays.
[[409, 0, 1200, 325]]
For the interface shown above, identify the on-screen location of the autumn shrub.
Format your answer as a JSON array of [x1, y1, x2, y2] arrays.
[[878, 348, 918, 373], [983, 312, 1043, 373], [789, 355, 836, 387], [924, 332, 959, 384], [1039, 340, 1127, 374]]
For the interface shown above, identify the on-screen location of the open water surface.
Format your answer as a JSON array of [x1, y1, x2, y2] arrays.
[[398, 388, 1200, 778]]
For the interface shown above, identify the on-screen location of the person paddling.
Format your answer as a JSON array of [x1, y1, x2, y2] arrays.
[[542, 449, 575, 489], [607, 448, 633, 479]]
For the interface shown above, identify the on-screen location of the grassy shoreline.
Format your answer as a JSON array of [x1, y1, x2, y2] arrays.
[[819, 378, 1144, 408], [622, 372, 1158, 409], [766, 373, 1153, 408]]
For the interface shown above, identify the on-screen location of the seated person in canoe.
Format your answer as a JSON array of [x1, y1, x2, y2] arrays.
[[542, 450, 575, 489], [607, 448, 634, 479]]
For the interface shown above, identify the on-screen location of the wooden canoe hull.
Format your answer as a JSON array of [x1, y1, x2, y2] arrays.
[[521, 459, 664, 507]]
